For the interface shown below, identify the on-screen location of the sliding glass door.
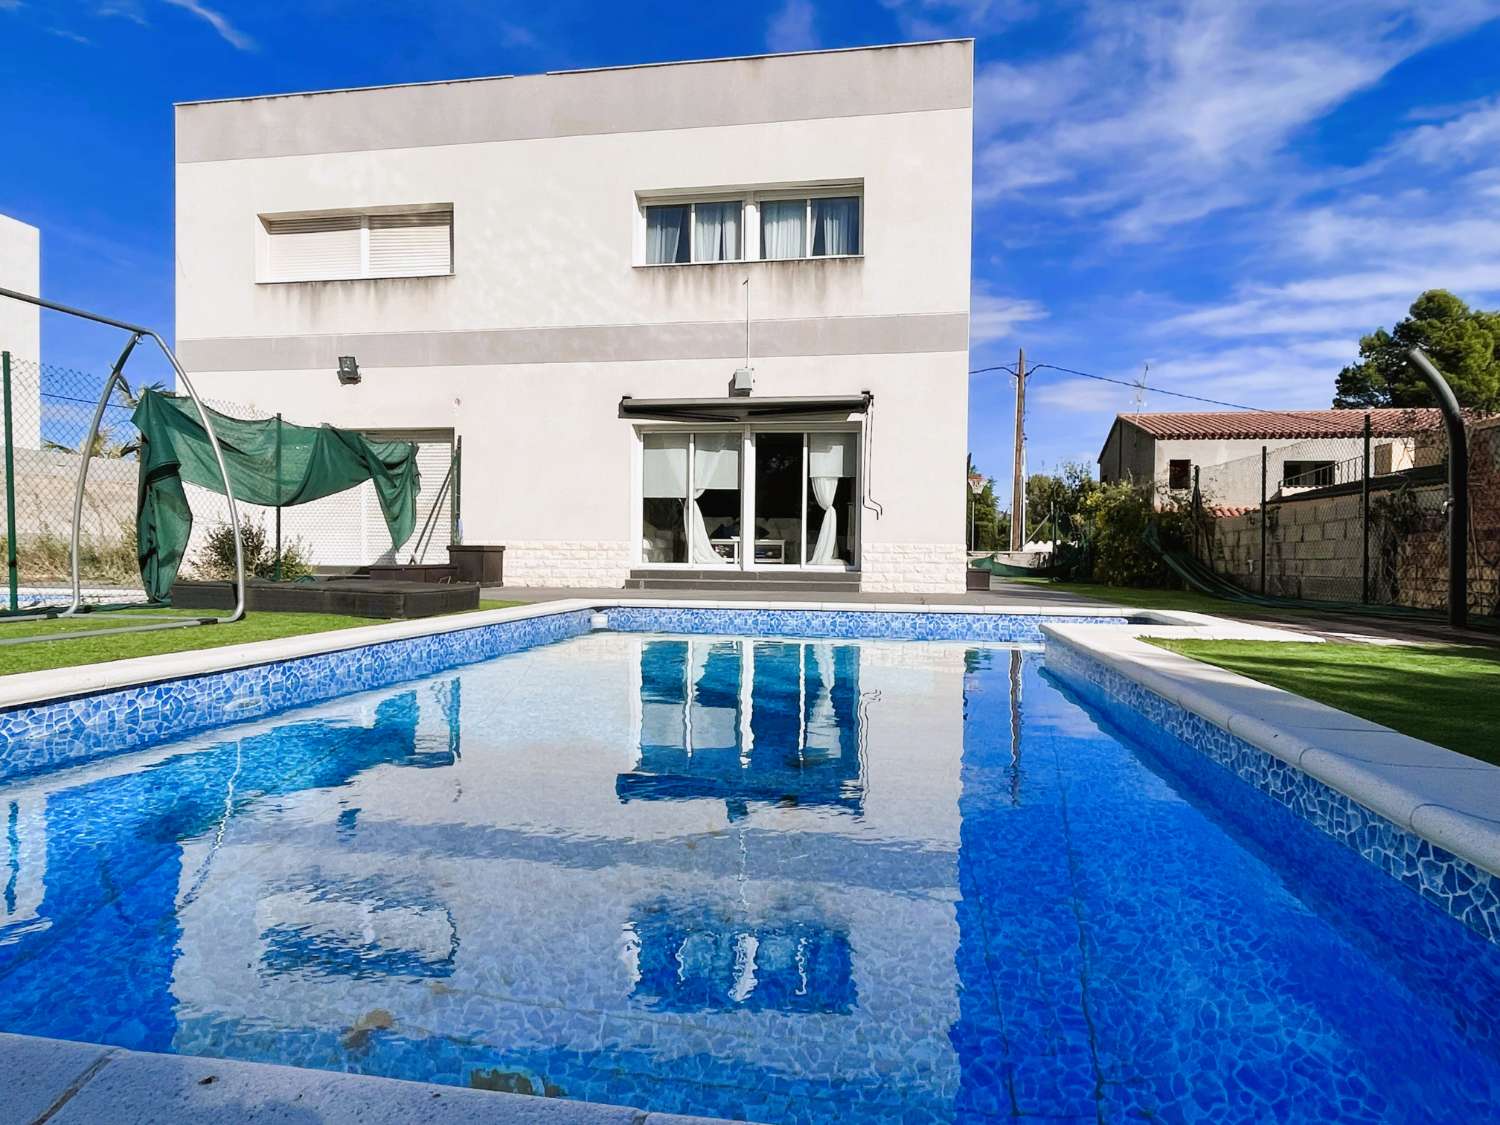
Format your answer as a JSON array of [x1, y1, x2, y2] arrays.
[[640, 428, 856, 570], [641, 432, 742, 565]]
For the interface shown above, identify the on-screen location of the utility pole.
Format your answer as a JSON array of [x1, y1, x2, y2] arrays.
[[1010, 348, 1026, 551]]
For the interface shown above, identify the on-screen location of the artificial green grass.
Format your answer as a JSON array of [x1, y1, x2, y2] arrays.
[[0, 600, 524, 676], [1148, 638, 1500, 766]]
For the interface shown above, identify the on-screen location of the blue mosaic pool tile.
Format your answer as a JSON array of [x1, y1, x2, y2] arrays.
[[1044, 636, 1500, 946], [603, 606, 1127, 643], [0, 609, 595, 783]]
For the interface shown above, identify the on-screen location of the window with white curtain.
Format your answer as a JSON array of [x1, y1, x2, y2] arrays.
[[642, 186, 861, 265], [261, 208, 453, 282], [762, 196, 861, 260], [644, 201, 743, 264]]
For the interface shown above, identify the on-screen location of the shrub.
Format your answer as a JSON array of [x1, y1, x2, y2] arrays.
[[193, 519, 314, 581], [1077, 481, 1203, 588]]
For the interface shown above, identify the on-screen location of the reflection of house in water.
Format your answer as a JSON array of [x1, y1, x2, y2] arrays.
[[624, 899, 855, 1014], [619, 639, 866, 819], [1, 795, 48, 946], [0, 688, 459, 1049]]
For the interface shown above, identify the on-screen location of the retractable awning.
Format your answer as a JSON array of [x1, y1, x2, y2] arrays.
[[618, 393, 871, 423]]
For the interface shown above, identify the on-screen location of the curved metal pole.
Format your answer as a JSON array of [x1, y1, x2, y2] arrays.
[[1407, 347, 1469, 629], [61, 334, 140, 616], [144, 330, 246, 624], [0, 284, 246, 628]]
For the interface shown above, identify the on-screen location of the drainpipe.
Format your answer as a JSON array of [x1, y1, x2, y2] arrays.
[[1407, 348, 1469, 629]]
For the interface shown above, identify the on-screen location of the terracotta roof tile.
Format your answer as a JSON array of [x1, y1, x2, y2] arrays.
[[1115, 408, 1447, 441]]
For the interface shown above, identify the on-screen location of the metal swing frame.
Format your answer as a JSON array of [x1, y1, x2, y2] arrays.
[[0, 286, 246, 644]]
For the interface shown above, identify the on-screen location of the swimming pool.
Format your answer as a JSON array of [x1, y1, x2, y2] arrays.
[[0, 629, 1497, 1123]]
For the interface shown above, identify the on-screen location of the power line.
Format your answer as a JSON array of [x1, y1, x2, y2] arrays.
[[970, 358, 1423, 434]]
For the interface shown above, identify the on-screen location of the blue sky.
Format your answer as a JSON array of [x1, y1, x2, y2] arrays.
[[2, 0, 1499, 489]]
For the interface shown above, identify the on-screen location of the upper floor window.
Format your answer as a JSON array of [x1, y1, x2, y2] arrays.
[[645, 201, 742, 264], [640, 184, 862, 266], [762, 196, 860, 259], [259, 207, 453, 283]]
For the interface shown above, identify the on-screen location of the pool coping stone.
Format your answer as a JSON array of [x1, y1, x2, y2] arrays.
[[1041, 619, 1500, 881], [0, 1031, 723, 1125]]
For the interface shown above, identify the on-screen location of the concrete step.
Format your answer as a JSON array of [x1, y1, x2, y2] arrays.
[[625, 570, 861, 593]]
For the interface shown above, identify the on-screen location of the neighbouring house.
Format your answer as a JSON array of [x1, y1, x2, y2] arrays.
[[0, 212, 42, 449], [1097, 408, 1444, 510], [173, 40, 974, 592]]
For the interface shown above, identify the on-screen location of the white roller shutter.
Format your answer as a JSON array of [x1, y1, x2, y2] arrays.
[[264, 215, 362, 281], [369, 211, 452, 277]]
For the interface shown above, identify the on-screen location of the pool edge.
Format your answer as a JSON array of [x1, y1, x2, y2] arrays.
[[1042, 620, 1500, 943], [0, 1030, 737, 1125]]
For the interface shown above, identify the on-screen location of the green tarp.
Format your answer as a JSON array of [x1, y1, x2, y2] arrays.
[[132, 390, 420, 601]]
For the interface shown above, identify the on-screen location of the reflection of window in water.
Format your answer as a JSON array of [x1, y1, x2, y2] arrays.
[[1, 797, 49, 945], [620, 638, 866, 817], [623, 900, 855, 1014], [257, 874, 459, 981]]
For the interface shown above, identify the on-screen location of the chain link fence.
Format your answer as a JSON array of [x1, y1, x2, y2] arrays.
[[1191, 415, 1500, 616], [0, 349, 458, 613]]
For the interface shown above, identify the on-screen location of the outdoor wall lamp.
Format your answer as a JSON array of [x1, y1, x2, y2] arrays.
[[337, 355, 361, 385]]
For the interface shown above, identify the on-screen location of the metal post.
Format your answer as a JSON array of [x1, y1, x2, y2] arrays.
[[273, 412, 283, 581], [2, 352, 16, 613], [1259, 445, 1268, 595], [1191, 465, 1201, 560], [1361, 413, 1371, 604], [1408, 348, 1470, 628], [968, 488, 975, 551], [451, 435, 463, 545]]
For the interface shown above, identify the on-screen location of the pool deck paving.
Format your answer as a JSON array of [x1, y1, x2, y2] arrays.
[[1, 1032, 730, 1125]]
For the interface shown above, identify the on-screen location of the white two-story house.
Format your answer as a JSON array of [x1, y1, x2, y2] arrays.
[[173, 40, 973, 592]]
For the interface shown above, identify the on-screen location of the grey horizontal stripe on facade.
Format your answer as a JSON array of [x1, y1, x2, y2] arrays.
[[176, 42, 973, 163], [176, 313, 969, 372]]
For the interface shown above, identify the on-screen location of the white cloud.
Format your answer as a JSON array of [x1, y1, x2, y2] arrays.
[[971, 288, 1046, 345], [163, 0, 253, 50], [97, 1, 148, 23], [766, 0, 818, 53], [972, 1, 1500, 241]]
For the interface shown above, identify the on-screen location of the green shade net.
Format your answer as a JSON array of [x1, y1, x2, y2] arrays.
[[131, 390, 421, 601]]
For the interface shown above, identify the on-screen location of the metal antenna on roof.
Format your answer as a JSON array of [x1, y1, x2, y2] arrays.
[[1132, 362, 1149, 414]]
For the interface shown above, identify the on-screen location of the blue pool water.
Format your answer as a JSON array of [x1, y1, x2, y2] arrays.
[[0, 632, 1497, 1123]]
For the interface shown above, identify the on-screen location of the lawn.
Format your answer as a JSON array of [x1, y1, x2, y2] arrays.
[[0, 600, 524, 676], [1149, 638, 1500, 766]]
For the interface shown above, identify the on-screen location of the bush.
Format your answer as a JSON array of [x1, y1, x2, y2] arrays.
[[1077, 481, 1203, 588], [193, 519, 314, 581]]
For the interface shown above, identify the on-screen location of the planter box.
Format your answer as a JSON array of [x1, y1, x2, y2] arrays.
[[448, 544, 505, 586], [367, 564, 458, 584], [171, 578, 479, 619]]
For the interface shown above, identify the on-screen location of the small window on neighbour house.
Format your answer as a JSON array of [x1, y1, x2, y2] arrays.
[[1283, 460, 1335, 489], [262, 209, 452, 282], [1168, 459, 1192, 491]]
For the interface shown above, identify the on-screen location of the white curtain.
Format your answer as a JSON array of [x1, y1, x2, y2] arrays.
[[646, 206, 687, 264], [760, 200, 806, 259], [808, 434, 852, 565], [812, 197, 860, 257], [689, 434, 739, 564], [693, 202, 741, 262]]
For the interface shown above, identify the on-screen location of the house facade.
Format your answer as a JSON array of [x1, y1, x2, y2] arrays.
[[0, 212, 41, 449], [1098, 409, 1439, 510], [173, 41, 974, 592]]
